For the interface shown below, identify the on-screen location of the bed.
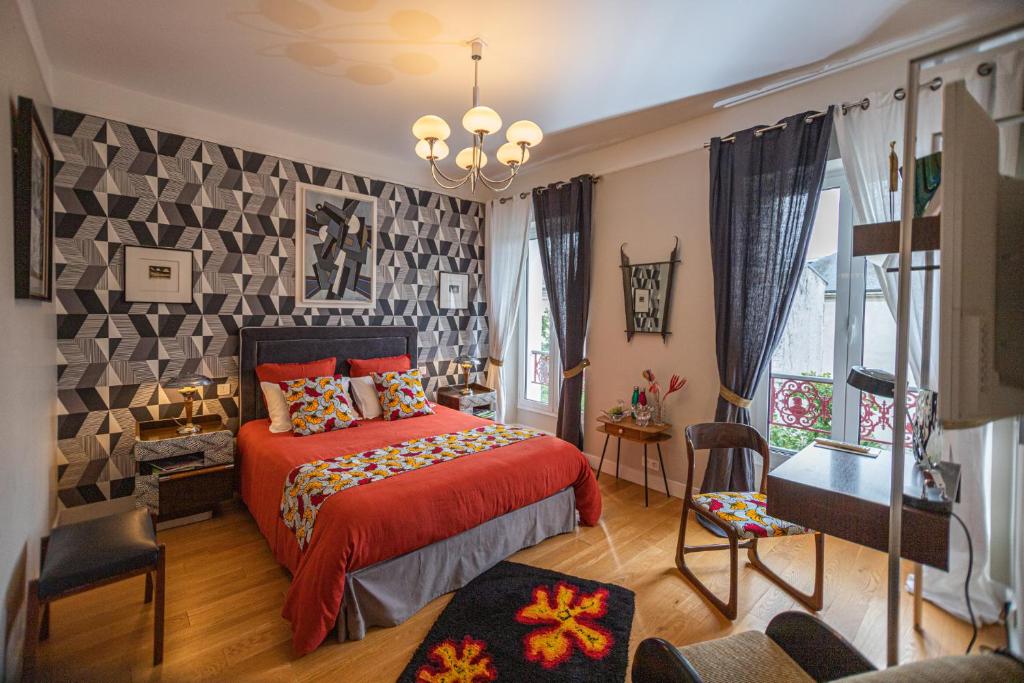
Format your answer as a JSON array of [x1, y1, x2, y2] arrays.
[[237, 326, 602, 654]]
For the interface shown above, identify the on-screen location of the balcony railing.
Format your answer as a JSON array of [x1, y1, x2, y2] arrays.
[[531, 350, 550, 386], [769, 371, 917, 452]]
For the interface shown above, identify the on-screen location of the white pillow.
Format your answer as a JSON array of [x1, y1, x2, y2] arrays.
[[260, 381, 293, 433], [349, 375, 382, 419]]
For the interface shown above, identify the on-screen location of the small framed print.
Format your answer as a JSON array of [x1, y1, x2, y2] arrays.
[[124, 245, 194, 304], [439, 272, 469, 310], [13, 96, 54, 301], [634, 288, 651, 313]]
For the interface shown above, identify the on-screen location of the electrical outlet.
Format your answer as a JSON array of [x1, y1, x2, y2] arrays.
[[217, 383, 231, 397], [646, 458, 660, 472]]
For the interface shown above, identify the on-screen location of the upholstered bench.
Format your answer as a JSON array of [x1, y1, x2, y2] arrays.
[[23, 509, 166, 679]]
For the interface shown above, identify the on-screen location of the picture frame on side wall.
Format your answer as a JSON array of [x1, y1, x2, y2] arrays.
[[13, 96, 54, 301], [439, 272, 469, 310], [295, 183, 378, 309], [124, 245, 195, 304]]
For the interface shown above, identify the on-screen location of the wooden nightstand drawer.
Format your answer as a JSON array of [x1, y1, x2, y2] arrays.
[[156, 464, 235, 519]]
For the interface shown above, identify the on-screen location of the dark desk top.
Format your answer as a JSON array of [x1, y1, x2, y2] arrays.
[[769, 444, 959, 512]]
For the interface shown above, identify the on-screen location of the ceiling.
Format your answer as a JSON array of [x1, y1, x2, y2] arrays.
[[32, 0, 1023, 170]]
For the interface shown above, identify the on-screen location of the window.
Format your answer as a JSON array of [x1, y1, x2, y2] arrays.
[[519, 231, 560, 413]]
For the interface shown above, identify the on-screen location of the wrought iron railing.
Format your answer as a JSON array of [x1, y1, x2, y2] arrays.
[[531, 350, 550, 386], [769, 371, 917, 452]]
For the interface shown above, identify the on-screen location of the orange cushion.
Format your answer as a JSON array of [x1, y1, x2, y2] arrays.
[[256, 357, 337, 385], [348, 354, 412, 378]]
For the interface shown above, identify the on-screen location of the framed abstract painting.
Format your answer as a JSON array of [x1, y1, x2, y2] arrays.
[[13, 96, 54, 301], [295, 183, 377, 309]]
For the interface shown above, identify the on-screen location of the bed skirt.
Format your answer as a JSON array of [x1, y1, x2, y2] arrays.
[[337, 487, 577, 641]]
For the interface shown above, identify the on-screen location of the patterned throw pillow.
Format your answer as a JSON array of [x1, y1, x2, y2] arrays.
[[373, 369, 435, 421], [279, 375, 359, 436]]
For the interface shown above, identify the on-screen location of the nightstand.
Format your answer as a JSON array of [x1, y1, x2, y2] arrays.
[[436, 383, 496, 420], [134, 414, 234, 526]]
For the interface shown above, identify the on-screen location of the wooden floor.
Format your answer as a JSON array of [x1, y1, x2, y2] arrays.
[[36, 476, 1000, 681]]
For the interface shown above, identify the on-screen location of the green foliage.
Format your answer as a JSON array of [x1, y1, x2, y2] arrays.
[[769, 372, 833, 452]]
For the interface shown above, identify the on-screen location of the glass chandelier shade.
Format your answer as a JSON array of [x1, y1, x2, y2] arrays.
[[411, 39, 541, 192]]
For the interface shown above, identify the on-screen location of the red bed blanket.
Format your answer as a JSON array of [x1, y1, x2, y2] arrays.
[[238, 405, 602, 654]]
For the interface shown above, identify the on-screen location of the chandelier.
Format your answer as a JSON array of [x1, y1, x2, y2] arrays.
[[412, 39, 543, 192]]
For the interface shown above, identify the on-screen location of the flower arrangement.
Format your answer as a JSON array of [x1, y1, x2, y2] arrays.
[[642, 369, 688, 424]]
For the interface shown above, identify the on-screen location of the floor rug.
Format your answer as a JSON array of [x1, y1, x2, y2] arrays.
[[398, 561, 635, 682]]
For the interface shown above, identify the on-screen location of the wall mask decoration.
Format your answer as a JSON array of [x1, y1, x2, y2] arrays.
[[13, 96, 54, 301], [295, 183, 377, 309], [620, 238, 680, 341]]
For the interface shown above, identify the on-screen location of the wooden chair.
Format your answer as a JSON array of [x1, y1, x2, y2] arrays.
[[676, 423, 823, 620], [23, 509, 165, 680]]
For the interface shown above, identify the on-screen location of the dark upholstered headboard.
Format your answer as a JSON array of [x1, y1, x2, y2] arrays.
[[239, 326, 418, 425]]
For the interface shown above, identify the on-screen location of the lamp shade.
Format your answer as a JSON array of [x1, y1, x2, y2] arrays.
[[846, 366, 896, 399], [462, 106, 502, 135], [412, 114, 451, 141], [455, 147, 487, 170], [165, 373, 214, 391], [415, 138, 449, 161], [496, 142, 529, 166], [506, 119, 543, 147]]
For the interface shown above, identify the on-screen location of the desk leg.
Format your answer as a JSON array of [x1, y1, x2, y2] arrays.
[[615, 438, 622, 479], [913, 562, 923, 630], [643, 443, 649, 508], [597, 434, 610, 480], [656, 443, 670, 498]]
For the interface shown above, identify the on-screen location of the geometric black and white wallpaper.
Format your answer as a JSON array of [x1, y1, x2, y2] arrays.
[[53, 108, 487, 511]]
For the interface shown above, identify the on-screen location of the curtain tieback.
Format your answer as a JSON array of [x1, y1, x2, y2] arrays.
[[563, 358, 590, 380], [487, 357, 504, 367], [719, 385, 753, 409]]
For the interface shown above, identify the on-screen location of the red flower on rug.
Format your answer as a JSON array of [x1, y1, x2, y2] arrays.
[[515, 582, 613, 669], [415, 635, 497, 683]]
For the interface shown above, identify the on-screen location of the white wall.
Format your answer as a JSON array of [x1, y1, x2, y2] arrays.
[[0, 0, 58, 677], [510, 15, 1024, 493]]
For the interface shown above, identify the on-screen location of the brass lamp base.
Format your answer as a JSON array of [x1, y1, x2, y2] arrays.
[[176, 422, 201, 435], [460, 387, 472, 395]]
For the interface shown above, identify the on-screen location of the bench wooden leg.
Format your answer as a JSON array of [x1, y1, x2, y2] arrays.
[[154, 545, 165, 666], [39, 602, 50, 642], [23, 581, 40, 682], [145, 572, 153, 604]]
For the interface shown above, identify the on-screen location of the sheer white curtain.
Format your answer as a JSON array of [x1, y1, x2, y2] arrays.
[[485, 195, 531, 422], [833, 47, 1024, 624]]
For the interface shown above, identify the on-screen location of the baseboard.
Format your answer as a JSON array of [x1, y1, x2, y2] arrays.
[[582, 451, 691, 500]]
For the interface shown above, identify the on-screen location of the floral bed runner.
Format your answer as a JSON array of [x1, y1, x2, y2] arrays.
[[281, 424, 542, 550]]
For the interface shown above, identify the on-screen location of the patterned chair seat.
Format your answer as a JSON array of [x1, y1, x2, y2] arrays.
[[693, 491, 810, 539]]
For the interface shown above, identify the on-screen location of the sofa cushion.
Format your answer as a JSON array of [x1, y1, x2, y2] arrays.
[[843, 652, 1024, 682], [677, 630, 813, 683], [692, 491, 811, 539]]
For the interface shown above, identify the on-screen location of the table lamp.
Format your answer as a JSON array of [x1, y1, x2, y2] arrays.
[[454, 355, 477, 395], [165, 374, 214, 434]]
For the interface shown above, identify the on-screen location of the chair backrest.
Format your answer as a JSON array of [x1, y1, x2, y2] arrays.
[[682, 422, 770, 494]]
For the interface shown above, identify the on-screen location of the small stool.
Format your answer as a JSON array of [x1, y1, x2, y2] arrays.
[[23, 509, 165, 680]]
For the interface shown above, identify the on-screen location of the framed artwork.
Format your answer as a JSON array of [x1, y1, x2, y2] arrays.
[[124, 245, 194, 304], [620, 238, 680, 342], [634, 288, 651, 313], [439, 272, 469, 309], [13, 96, 54, 301], [295, 183, 377, 309]]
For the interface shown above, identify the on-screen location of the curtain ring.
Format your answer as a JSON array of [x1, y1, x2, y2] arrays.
[[894, 87, 906, 101], [928, 76, 943, 91], [977, 62, 994, 77]]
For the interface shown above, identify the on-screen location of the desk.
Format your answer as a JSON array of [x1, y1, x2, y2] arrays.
[[767, 443, 960, 570], [596, 415, 671, 507]]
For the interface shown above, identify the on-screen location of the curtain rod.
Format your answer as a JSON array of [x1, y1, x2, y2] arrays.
[[702, 60, 994, 150], [496, 175, 601, 204]]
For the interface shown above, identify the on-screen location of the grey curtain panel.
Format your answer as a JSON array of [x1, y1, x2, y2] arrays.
[[702, 108, 834, 495], [532, 175, 595, 450]]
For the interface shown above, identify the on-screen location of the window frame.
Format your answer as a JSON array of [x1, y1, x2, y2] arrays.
[[517, 224, 561, 417]]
